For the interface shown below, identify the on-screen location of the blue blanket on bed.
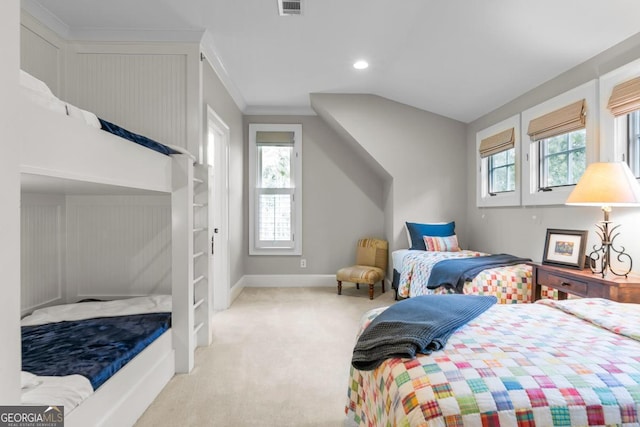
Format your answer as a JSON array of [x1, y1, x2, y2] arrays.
[[352, 294, 496, 370], [427, 253, 531, 293], [22, 312, 171, 390], [99, 118, 178, 156]]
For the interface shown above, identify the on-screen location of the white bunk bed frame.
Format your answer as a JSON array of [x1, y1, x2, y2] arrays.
[[19, 98, 211, 426]]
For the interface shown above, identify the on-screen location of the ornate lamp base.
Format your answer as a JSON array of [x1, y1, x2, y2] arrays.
[[588, 207, 632, 278]]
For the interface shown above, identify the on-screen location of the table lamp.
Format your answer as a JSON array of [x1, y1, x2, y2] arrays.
[[566, 162, 640, 277]]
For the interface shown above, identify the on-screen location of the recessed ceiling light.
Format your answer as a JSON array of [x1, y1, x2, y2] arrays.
[[353, 60, 369, 70]]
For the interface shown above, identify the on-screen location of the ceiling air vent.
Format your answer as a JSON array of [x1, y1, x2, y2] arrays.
[[278, 0, 301, 16]]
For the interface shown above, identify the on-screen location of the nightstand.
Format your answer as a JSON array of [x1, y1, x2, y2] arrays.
[[529, 262, 640, 303]]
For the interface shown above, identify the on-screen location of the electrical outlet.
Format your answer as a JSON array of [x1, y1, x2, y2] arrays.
[[300, 258, 307, 268]]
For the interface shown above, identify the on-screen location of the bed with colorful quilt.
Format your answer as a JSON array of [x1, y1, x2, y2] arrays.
[[20, 295, 172, 417], [394, 221, 551, 303], [394, 249, 541, 303], [346, 297, 640, 426]]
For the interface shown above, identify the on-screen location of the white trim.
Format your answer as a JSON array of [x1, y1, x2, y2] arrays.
[[200, 31, 247, 113], [230, 279, 245, 305], [244, 105, 317, 116], [248, 123, 303, 256], [65, 331, 174, 427], [21, 0, 72, 40], [207, 106, 231, 311], [243, 274, 337, 287], [599, 57, 640, 163], [476, 114, 521, 207], [521, 80, 598, 206]]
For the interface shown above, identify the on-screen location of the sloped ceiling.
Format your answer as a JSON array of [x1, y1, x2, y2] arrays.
[[23, 0, 640, 122]]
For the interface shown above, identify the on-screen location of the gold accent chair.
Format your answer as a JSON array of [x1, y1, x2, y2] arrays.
[[336, 238, 388, 300]]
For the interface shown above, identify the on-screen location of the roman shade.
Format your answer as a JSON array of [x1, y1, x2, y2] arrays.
[[479, 128, 515, 158], [527, 99, 586, 141], [607, 76, 640, 117], [256, 131, 294, 145]]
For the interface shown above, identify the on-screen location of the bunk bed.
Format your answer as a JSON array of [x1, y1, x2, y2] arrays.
[[346, 297, 640, 426], [17, 70, 208, 425]]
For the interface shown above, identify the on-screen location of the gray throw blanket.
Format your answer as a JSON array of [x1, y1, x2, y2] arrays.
[[427, 253, 531, 293], [351, 294, 496, 371]]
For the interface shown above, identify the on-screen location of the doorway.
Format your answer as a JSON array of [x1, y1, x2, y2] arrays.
[[206, 106, 230, 310]]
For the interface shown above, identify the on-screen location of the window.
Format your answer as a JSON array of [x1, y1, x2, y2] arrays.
[[538, 129, 586, 189], [488, 148, 516, 194], [521, 80, 597, 206], [628, 110, 640, 177], [476, 115, 521, 207], [249, 124, 302, 255], [601, 64, 640, 179]]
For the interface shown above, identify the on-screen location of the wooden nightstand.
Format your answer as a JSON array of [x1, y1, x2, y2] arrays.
[[529, 262, 640, 303]]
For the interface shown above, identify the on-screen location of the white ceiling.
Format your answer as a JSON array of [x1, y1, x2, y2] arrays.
[[24, 0, 640, 123]]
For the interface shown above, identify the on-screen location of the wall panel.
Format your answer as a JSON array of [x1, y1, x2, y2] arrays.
[[66, 195, 172, 298], [21, 194, 65, 314], [71, 51, 188, 148], [20, 12, 63, 96]]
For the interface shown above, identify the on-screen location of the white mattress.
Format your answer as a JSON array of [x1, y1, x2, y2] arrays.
[[21, 294, 172, 326], [21, 373, 93, 415]]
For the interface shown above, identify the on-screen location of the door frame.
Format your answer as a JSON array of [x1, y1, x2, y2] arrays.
[[206, 105, 230, 310]]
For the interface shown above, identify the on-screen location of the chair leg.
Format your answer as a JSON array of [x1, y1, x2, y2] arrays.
[[337, 280, 342, 295], [368, 284, 374, 300], [382, 280, 385, 293], [356, 283, 360, 290]]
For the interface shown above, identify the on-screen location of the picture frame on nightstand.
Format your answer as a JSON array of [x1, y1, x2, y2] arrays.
[[542, 228, 588, 270]]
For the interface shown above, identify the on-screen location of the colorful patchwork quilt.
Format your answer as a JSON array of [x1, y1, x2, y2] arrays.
[[396, 250, 557, 303], [346, 298, 640, 427]]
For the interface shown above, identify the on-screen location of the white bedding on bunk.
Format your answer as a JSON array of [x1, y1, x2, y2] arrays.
[[20, 69, 101, 129], [21, 373, 93, 415], [21, 294, 172, 326], [21, 295, 172, 414]]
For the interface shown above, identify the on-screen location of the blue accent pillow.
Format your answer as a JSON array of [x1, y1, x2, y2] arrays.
[[406, 221, 455, 251]]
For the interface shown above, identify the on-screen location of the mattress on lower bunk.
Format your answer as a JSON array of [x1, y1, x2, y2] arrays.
[[20, 295, 172, 414], [394, 249, 541, 302]]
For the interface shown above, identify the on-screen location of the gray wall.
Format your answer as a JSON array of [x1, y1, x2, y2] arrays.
[[243, 115, 386, 275], [202, 60, 245, 288], [465, 33, 640, 263], [311, 94, 468, 252]]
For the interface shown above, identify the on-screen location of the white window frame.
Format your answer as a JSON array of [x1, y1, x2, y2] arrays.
[[599, 57, 640, 169], [476, 114, 521, 207], [521, 80, 598, 206], [248, 123, 302, 255]]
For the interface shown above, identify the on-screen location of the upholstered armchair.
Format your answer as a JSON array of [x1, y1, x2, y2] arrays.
[[336, 238, 388, 300]]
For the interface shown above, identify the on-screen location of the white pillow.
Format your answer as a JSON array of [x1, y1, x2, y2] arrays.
[[19, 70, 55, 98], [21, 371, 41, 389]]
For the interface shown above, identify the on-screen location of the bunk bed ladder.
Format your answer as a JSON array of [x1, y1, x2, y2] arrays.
[[192, 162, 213, 349], [172, 154, 211, 373]]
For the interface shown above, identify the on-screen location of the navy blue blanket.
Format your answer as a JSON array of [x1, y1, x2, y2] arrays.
[[427, 254, 531, 293], [352, 294, 496, 370], [22, 312, 171, 390], [99, 118, 178, 156]]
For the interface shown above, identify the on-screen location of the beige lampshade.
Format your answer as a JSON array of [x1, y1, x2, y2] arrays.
[[566, 162, 640, 206]]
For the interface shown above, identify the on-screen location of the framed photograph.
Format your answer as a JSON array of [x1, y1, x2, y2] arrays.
[[542, 229, 588, 270]]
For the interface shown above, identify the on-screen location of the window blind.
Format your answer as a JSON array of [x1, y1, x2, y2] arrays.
[[608, 76, 640, 117], [256, 131, 295, 145], [527, 99, 586, 141], [479, 128, 515, 158]]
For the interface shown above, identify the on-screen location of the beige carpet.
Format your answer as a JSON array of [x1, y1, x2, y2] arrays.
[[135, 285, 395, 427]]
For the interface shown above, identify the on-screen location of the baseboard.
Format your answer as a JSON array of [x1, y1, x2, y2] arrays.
[[242, 274, 336, 288], [230, 275, 392, 301]]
